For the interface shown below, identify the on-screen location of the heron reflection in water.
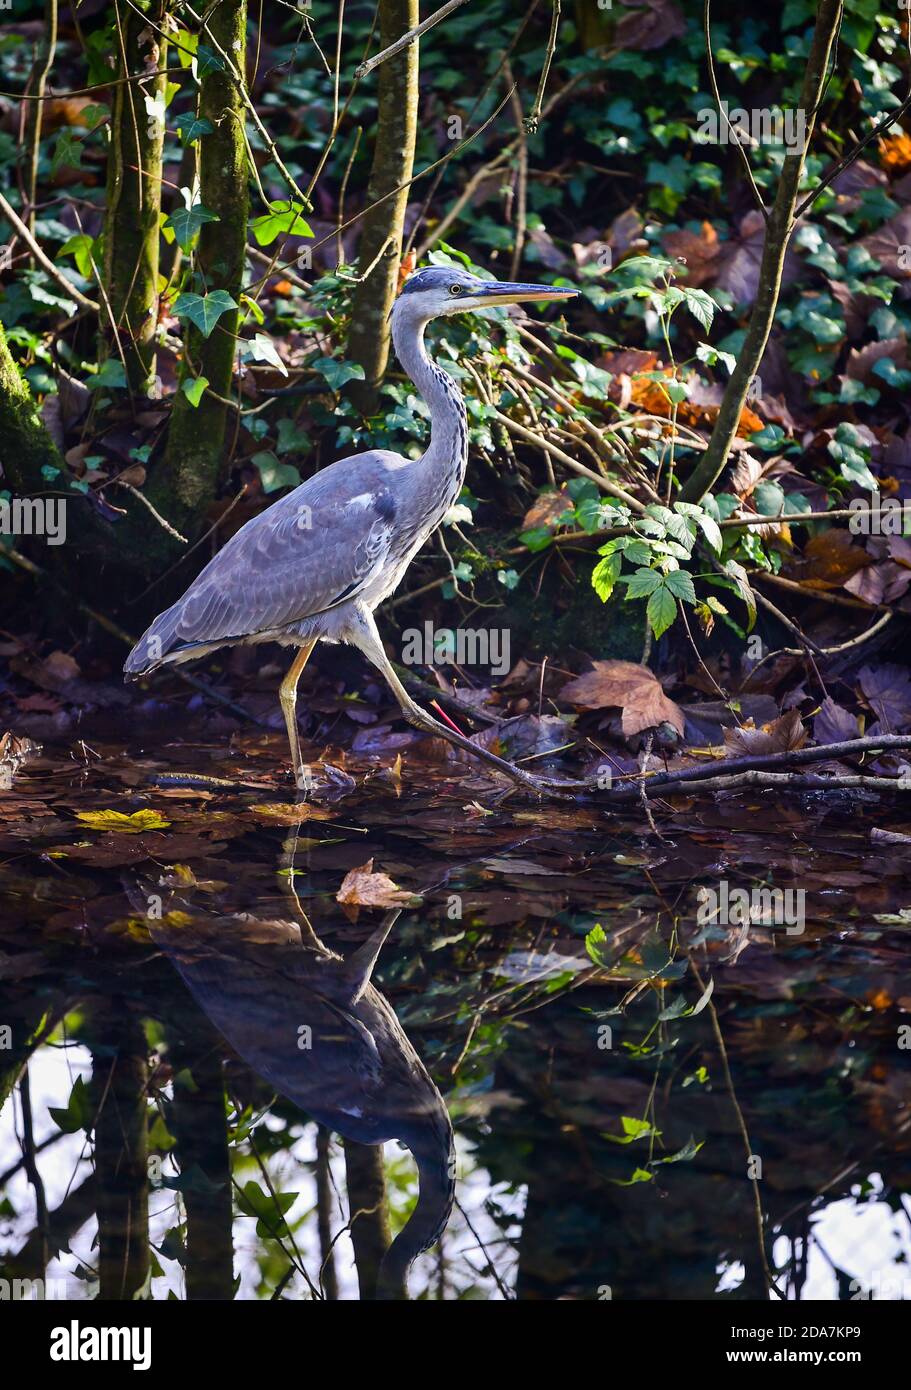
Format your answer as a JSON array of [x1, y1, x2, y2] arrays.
[[151, 907, 454, 1300]]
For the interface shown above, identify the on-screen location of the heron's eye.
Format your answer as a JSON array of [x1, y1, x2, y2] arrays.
[[449, 283, 463, 296]]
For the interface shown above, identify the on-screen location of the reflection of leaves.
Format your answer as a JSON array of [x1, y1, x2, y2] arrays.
[[651, 1136, 704, 1165], [48, 1076, 92, 1134], [236, 1180, 298, 1239], [603, 1115, 657, 1145]]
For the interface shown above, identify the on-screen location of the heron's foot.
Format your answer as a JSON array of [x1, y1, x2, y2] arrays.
[[404, 708, 578, 797]]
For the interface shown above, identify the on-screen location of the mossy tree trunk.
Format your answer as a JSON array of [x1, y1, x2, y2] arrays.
[[157, 0, 249, 538], [347, 0, 419, 416], [0, 320, 65, 495], [103, 0, 169, 396]]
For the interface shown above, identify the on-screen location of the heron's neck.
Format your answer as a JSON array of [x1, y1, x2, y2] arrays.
[[393, 315, 468, 497], [376, 1109, 455, 1301]]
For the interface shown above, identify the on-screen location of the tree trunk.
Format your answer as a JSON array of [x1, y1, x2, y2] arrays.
[[0, 319, 65, 495], [103, 0, 169, 396], [347, 0, 419, 416], [157, 0, 249, 538]]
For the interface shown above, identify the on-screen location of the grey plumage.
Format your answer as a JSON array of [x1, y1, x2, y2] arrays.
[[125, 267, 576, 790]]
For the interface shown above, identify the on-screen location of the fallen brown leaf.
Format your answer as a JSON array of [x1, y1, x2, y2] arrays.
[[559, 660, 685, 739]]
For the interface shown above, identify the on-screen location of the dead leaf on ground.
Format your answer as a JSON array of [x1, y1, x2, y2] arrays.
[[662, 221, 720, 287], [790, 530, 870, 589], [858, 664, 911, 731], [723, 708, 808, 757], [559, 661, 685, 739], [522, 489, 573, 531], [813, 697, 860, 746]]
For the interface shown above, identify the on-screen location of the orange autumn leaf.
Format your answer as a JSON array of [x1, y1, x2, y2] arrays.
[[868, 988, 893, 1011], [878, 131, 911, 174], [272, 280, 293, 296], [629, 372, 761, 436], [397, 249, 417, 293]]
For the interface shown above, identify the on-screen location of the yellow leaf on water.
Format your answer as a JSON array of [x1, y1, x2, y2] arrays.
[[75, 808, 171, 834]]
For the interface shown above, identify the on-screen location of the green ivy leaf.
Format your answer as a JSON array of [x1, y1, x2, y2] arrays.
[[51, 129, 82, 177], [164, 203, 220, 252], [57, 233, 95, 279], [311, 355, 365, 391], [250, 200, 313, 247], [174, 114, 214, 145], [252, 451, 300, 494], [182, 375, 209, 407], [86, 358, 127, 392], [172, 289, 237, 338]]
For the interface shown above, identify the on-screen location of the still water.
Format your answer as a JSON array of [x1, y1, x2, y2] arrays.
[[2, 726, 910, 1300]]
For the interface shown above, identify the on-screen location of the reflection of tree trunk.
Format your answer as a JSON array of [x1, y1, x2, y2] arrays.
[[89, 1010, 150, 1300], [19, 1067, 49, 1274], [316, 1126, 338, 1301], [344, 1140, 391, 1300], [346, 0, 419, 416], [169, 1046, 235, 1300]]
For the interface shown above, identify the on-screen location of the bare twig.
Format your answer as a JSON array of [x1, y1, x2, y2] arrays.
[[355, 0, 471, 77], [0, 190, 99, 311]]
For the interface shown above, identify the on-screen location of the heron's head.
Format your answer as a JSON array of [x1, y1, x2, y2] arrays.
[[392, 265, 577, 325]]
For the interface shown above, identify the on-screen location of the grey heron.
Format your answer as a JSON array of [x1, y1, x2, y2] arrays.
[[124, 267, 577, 792]]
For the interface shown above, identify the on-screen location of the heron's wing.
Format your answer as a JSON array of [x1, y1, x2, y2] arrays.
[[127, 451, 408, 667]]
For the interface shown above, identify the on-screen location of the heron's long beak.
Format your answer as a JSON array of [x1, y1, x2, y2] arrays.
[[474, 281, 578, 307]]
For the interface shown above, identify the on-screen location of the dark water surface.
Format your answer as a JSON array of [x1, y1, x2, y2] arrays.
[[2, 724, 911, 1300]]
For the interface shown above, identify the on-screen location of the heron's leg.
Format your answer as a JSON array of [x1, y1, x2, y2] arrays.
[[279, 640, 317, 788], [349, 609, 551, 794]]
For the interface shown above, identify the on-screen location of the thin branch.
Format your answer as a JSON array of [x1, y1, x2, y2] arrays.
[[355, 0, 471, 78], [524, 0, 560, 134], [703, 0, 767, 218], [680, 0, 844, 503], [0, 190, 99, 311]]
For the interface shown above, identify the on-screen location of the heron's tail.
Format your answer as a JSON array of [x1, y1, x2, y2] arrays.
[[123, 607, 184, 680], [376, 1110, 455, 1301]]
